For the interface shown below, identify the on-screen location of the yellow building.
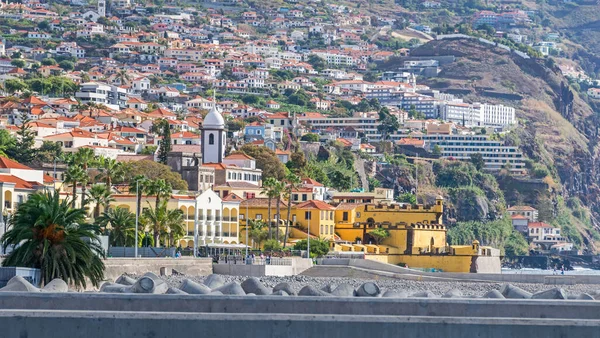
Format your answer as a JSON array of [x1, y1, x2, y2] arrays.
[[334, 197, 499, 273]]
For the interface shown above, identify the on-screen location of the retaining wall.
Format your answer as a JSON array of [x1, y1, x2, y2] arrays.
[[213, 258, 312, 277], [1, 293, 600, 319], [1, 310, 598, 338]]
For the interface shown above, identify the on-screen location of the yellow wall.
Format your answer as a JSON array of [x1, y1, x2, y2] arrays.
[[369, 254, 475, 273]]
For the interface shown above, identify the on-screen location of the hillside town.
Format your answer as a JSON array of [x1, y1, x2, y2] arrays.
[[0, 0, 576, 270]]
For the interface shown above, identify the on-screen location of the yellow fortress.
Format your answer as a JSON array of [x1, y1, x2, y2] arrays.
[[239, 196, 500, 273]]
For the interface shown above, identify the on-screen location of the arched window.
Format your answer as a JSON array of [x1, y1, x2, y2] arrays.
[[209, 133, 214, 145]]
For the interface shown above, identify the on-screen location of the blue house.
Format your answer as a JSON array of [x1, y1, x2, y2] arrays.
[[244, 122, 265, 141]]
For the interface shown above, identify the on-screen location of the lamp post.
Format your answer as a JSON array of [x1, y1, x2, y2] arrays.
[[134, 179, 139, 258], [1, 208, 7, 255], [193, 193, 199, 258], [106, 221, 113, 256], [307, 218, 310, 259], [245, 203, 249, 258]]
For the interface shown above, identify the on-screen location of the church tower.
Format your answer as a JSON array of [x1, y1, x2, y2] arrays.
[[201, 94, 225, 164], [98, 0, 106, 17]]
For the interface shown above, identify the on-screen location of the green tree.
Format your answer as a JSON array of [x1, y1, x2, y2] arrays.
[[432, 145, 442, 156], [263, 238, 282, 251], [8, 112, 35, 164], [504, 231, 529, 258], [123, 160, 187, 190], [87, 184, 114, 219], [41, 58, 57, 66], [96, 157, 123, 189], [238, 144, 286, 180], [307, 55, 326, 72], [301, 133, 320, 143], [293, 238, 330, 257], [396, 193, 417, 204], [1, 192, 105, 288], [31, 140, 62, 167], [470, 153, 485, 171], [368, 228, 390, 245], [96, 207, 137, 247], [128, 175, 148, 229], [64, 164, 86, 208], [145, 178, 172, 211], [284, 173, 302, 247], [74, 147, 95, 206], [58, 60, 74, 71], [4, 79, 27, 94], [154, 119, 171, 164], [0, 129, 16, 158], [10, 59, 25, 68], [377, 107, 400, 141], [261, 177, 278, 239], [247, 219, 269, 249], [141, 201, 183, 247]]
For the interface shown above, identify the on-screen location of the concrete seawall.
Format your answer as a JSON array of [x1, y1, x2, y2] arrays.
[[1, 310, 598, 338], [103, 257, 212, 282], [2, 293, 600, 319]]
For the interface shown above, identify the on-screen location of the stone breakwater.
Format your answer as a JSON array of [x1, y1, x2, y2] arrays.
[[96, 273, 600, 300], [4, 272, 600, 300]]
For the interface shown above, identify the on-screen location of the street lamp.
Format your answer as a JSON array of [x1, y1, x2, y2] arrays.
[[134, 179, 140, 258], [106, 221, 113, 255], [1, 209, 7, 255]]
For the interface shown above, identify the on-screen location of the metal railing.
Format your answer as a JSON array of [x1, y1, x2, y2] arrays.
[[214, 256, 293, 266]]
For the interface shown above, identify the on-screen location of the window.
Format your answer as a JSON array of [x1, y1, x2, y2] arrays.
[[321, 225, 324, 234], [256, 214, 262, 220], [305, 211, 311, 220], [330, 225, 334, 234], [343, 212, 348, 221], [247, 192, 256, 199], [292, 215, 297, 223], [356, 212, 361, 218], [302, 194, 307, 201], [209, 133, 214, 145]]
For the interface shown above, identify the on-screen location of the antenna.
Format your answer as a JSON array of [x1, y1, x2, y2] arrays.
[[212, 89, 217, 110]]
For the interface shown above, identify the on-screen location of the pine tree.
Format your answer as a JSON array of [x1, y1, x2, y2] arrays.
[[10, 112, 35, 164], [155, 119, 171, 165]]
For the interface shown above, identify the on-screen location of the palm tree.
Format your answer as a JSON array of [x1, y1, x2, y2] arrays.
[[1, 192, 105, 288], [64, 164, 86, 208], [115, 69, 131, 86], [247, 219, 268, 249], [96, 207, 136, 247], [261, 177, 277, 239], [129, 175, 147, 226], [161, 208, 185, 247], [74, 147, 96, 207], [87, 184, 114, 219], [145, 178, 172, 211], [273, 180, 286, 241], [97, 157, 124, 189], [284, 173, 302, 247], [142, 201, 184, 247]]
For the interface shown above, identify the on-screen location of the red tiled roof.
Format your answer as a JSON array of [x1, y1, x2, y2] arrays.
[[0, 156, 32, 170], [295, 200, 335, 210]]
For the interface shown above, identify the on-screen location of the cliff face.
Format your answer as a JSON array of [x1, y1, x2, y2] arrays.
[[405, 39, 600, 251]]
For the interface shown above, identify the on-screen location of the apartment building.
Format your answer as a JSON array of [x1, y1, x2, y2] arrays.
[[440, 102, 481, 127], [405, 134, 525, 172], [75, 82, 127, 109]]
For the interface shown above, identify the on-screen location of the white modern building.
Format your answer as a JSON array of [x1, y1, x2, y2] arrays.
[[407, 134, 526, 173], [478, 103, 516, 127], [75, 82, 127, 109], [440, 102, 482, 127]]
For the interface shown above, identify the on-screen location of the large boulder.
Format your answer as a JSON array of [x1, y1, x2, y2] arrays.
[[166, 287, 188, 295], [410, 291, 438, 298], [214, 282, 245, 296], [298, 285, 331, 297], [131, 273, 168, 294], [500, 284, 532, 299], [203, 274, 225, 290], [241, 277, 270, 295], [115, 275, 137, 286], [483, 290, 505, 299], [0, 276, 40, 292], [273, 282, 296, 296], [320, 284, 335, 294], [99, 283, 131, 293], [577, 293, 595, 300], [382, 290, 408, 298], [179, 279, 211, 295], [355, 282, 380, 297], [532, 288, 567, 300], [331, 284, 356, 297], [442, 289, 463, 298], [42, 279, 69, 293]]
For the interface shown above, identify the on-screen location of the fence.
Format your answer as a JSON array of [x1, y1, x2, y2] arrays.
[[215, 256, 293, 266], [108, 247, 176, 258]]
